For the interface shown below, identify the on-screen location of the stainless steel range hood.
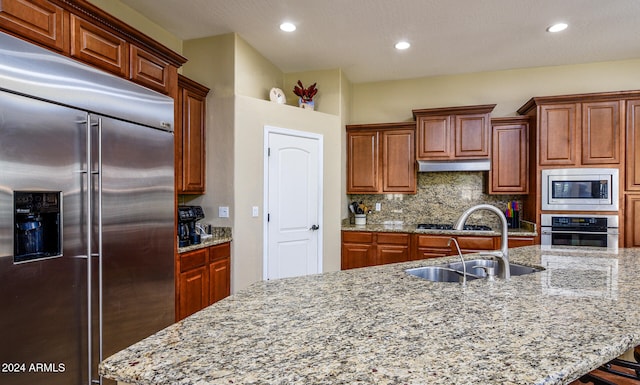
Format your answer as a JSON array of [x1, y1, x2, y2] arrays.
[[417, 159, 491, 172]]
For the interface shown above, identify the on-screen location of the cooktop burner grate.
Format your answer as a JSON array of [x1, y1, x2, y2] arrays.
[[416, 223, 493, 231]]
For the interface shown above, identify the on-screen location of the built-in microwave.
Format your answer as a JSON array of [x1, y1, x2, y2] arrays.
[[541, 168, 619, 211]]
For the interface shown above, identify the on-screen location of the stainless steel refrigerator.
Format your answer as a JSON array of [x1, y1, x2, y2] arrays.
[[0, 32, 175, 385]]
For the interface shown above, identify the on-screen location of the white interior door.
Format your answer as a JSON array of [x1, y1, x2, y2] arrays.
[[265, 127, 322, 280]]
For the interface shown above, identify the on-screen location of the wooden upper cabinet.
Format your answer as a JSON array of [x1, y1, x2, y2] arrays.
[[0, 0, 68, 53], [347, 130, 380, 193], [627, 99, 640, 191], [130, 45, 175, 95], [581, 101, 622, 165], [455, 113, 491, 158], [347, 122, 416, 194], [415, 115, 451, 158], [538, 103, 578, 166], [413, 104, 495, 161], [489, 117, 529, 194], [1, 0, 186, 95], [382, 128, 416, 193], [70, 14, 128, 77], [177, 75, 210, 194], [518, 93, 629, 168]]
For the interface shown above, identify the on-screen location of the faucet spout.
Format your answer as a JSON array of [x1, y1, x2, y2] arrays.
[[447, 237, 467, 286], [453, 204, 510, 280]]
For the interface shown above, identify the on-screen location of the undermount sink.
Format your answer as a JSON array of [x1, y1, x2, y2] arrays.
[[405, 266, 477, 283], [406, 259, 543, 282], [447, 259, 543, 277]]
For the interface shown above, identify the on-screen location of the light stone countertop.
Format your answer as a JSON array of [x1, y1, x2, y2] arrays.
[[342, 221, 537, 237], [100, 245, 640, 385]]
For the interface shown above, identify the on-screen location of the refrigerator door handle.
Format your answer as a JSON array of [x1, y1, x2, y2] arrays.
[[96, 116, 104, 385], [87, 115, 104, 385], [86, 116, 94, 385]]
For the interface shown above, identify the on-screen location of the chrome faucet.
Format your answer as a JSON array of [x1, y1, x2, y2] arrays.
[[453, 204, 510, 280], [447, 237, 467, 286]]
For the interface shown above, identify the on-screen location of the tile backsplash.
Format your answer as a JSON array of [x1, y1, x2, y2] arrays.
[[348, 172, 523, 230]]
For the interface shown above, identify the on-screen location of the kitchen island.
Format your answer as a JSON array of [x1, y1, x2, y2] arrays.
[[100, 245, 640, 385]]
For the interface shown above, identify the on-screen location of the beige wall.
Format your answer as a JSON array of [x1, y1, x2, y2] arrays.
[[235, 36, 284, 99], [180, 34, 236, 232], [87, 0, 182, 54], [234, 96, 342, 291], [350, 58, 640, 123]]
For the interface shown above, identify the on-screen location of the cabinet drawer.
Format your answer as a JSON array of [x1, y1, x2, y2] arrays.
[[180, 248, 208, 272], [376, 232, 409, 245], [342, 231, 373, 243], [455, 236, 496, 250], [209, 242, 231, 261], [415, 235, 452, 248]]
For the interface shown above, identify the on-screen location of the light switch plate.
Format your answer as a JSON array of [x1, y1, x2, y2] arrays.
[[252, 206, 259, 217], [219, 206, 229, 218]]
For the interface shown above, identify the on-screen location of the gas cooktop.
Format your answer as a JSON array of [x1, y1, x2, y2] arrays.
[[416, 223, 493, 231]]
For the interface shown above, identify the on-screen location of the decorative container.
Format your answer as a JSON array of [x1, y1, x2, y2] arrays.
[[355, 214, 367, 225]]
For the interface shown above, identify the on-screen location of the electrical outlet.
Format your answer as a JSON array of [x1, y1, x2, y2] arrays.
[[218, 206, 229, 218], [252, 206, 259, 217], [375, 202, 381, 211]]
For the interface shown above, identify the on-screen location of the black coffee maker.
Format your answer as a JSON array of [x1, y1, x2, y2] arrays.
[[177, 206, 205, 247]]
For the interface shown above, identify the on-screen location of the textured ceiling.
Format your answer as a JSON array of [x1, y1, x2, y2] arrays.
[[118, 0, 640, 83]]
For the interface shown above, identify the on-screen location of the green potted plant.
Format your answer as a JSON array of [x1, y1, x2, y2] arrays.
[[293, 80, 317, 110]]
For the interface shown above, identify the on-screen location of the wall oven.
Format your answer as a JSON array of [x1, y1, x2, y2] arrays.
[[541, 214, 619, 251], [541, 168, 619, 211]]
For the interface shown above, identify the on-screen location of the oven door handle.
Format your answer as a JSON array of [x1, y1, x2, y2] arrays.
[[541, 229, 618, 235]]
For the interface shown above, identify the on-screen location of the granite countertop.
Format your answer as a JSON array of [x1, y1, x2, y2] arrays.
[[178, 227, 232, 253], [100, 245, 640, 385], [342, 222, 538, 237]]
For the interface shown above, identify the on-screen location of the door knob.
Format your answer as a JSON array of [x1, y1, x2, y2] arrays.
[[309, 224, 320, 231]]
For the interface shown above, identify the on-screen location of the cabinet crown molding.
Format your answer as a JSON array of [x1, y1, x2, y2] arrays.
[[412, 104, 496, 118]]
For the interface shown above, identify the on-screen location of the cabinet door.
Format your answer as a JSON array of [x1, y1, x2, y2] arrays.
[[177, 248, 208, 320], [70, 14, 129, 77], [0, 0, 68, 53], [625, 195, 640, 248], [626, 100, 640, 190], [347, 131, 380, 193], [341, 243, 374, 269], [376, 233, 410, 265], [382, 129, 415, 193], [208, 243, 231, 305], [177, 76, 209, 194], [416, 115, 451, 159], [209, 257, 230, 305], [130, 45, 175, 95], [490, 121, 528, 194], [581, 101, 621, 165], [455, 113, 490, 158], [539, 103, 578, 166], [178, 266, 208, 320], [377, 245, 409, 265]]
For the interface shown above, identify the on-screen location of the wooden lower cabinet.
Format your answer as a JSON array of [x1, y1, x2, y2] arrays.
[[177, 242, 231, 321], [342, 231, 507, 269], [377, 233, 410, 265], [503, 236, 536, 248]]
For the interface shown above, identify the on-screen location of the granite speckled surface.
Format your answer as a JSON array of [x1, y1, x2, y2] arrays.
[[348, 172, 526, 229], [178, 227, 232, 253], [341, 222, 537, 237], [100, 245, 640, 385]]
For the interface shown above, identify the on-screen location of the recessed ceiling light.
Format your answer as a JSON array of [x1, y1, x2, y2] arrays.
[[280, 22, 296, 32], [546, 23, 568, 33], [395, 41, 410, 50]]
